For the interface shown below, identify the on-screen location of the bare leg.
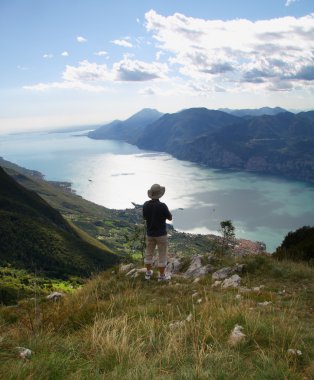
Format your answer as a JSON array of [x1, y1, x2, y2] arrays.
[[159, 266, 165, 276], [146, 264, 152, 271]]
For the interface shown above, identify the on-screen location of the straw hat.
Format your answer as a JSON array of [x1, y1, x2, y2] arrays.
[[147, 184, 165, 199]]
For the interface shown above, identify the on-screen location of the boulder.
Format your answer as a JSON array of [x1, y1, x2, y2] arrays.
[[212, 267, 233, 280], [212, 280, 222, 288], [126, 268, 138, 277], [221, 274, 241, 288], [120, 263, 135, 273], [228, 325, 246, 346], [46, 292, 63, 301], [184, 254, 213, 278], [212, 264, 246, 281], [287, 348, 302, 356], [16, 347, 32, 359]]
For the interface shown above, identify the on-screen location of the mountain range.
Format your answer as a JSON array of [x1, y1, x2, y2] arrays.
[[88, 107, 314, 183]]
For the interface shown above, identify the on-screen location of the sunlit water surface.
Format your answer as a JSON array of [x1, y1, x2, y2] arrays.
[[1, 131, 314, 252]]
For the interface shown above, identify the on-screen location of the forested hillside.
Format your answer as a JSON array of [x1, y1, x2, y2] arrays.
[[0, 166, 118, 278]]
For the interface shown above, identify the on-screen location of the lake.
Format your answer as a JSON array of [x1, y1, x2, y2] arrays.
[[1, 130, 314, 252]]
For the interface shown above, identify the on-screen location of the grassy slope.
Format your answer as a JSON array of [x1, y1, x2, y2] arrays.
[[0, 166, 118, 281], [0, 254, 313, 379]]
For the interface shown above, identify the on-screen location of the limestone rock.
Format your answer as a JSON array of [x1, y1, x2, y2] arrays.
[[16, 347, 32, 359], [212, 280, 222, 288], [126, 268, 137, 277], [186, 313, 193, 322], [221, 274, 241, 288], [228, 325, 246, 346], [212, 264, 246, 281], [212, 266, 233, 280], [46, 292, 63, 301], [257, 301, 272, 307], [120, 263, 135, 273], [184, 254, 213, 278], [287, 348, 302, 356]]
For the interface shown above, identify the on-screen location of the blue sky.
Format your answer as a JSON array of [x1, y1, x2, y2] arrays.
[[0, 0, 313, 132]]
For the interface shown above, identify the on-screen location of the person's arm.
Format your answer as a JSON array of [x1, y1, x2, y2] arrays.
[[165, 204, 172, 221], [143, 202, 147, 220]]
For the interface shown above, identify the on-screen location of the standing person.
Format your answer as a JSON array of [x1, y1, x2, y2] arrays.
[[143, 184, 172, 281]]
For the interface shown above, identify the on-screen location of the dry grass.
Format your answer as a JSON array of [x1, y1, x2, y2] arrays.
[[0, 256, 313, 379]]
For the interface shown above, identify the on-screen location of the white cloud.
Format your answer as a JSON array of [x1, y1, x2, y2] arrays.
[[111, 39, 133, 48], [43, 53, 53, 59], [24, 55, 168, 92], [156, 51, 164, 60], [285, 0, 298, 6], [62, 60, 113, 82], [145, 10, 314, 93], [94, 50, 108, 56], [77, 36, 87, 43], [113, 56, 168, 81], [25, 60, 112, 92], [61, 51, 69, 57]]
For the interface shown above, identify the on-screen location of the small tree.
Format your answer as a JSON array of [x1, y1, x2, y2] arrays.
[[219, 220, 236, 254]]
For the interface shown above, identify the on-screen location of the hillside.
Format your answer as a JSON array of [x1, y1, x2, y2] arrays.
[[0, 166, 118, 279], [89, 107, 314, 183], [0, 254, 313, 379]]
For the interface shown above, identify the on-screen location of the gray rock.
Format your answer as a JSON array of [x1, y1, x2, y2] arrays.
[[46, 292, 63, 301], [287, 348, 302, 356], [212, 267, 233, 280], [257, 301, 272, 307], [184, 254, 213, 278], [212, 280, 222, 288], [16, 347, 32, 359], [228, 325, 245, 346], [126, 268, 138, 277], [221, 274, 241, 288], [212, 264, 246, 281], [120, 263, 135, 273], [166, 257, 183, 274]]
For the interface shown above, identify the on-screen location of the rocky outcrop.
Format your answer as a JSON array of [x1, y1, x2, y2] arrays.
[[212, 264, 246, 280], [221, 274, 241, 288], [183, 254, 214, 278]]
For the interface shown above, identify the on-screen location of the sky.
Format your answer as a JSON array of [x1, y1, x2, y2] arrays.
[[0, 0, 314, 133]]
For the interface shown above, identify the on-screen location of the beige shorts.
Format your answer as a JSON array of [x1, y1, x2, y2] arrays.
[[144, 235, 168, 267]]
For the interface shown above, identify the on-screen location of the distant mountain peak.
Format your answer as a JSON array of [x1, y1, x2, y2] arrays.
[[126, 108, 163, 121]]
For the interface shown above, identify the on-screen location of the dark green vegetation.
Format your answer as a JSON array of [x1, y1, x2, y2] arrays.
[[89, 107, 314, 183], [0, 254, 313, 379], [0, 267, 82, 305], [274, 226, 314, 263], [0, 166, 118, 282]]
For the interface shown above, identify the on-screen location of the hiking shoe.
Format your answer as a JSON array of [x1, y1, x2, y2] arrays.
[[158, 273, 171, 282], [145, 270, 153, 280]]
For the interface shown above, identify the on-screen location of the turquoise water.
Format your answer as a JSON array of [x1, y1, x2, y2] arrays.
[[1, 131, 314, 252]]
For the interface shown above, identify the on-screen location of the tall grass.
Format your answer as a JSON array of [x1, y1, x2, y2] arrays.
[[0, 256, 313, 379]]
